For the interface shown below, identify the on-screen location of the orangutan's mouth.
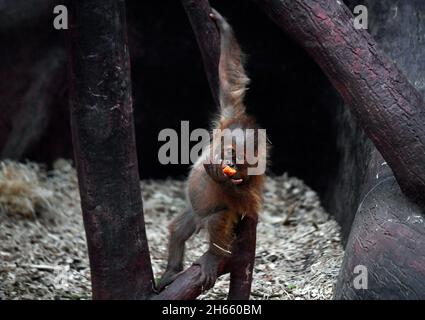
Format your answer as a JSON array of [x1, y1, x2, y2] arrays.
[[231, 178, 243, 185]]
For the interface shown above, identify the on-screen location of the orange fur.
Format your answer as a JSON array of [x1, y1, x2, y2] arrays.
[[158, 8, 268, 291]]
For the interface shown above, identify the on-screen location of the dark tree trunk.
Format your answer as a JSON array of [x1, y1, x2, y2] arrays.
[[68, 0, 154, 299], [227, 216, 257, 300], [153, 217, 256, 300], [254, 0, 425, 207], [181, 0, 220, 106], [253, 0, 425, 299], [336, 158, 425, 299], [334, 0, 425, 299]]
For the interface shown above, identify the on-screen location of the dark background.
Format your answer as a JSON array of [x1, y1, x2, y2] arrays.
[[0, 0, 350, 197]]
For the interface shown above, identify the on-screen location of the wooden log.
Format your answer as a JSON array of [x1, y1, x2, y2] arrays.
[[335, 152, 425, 299], [153, 216, 256, 300], [181, 0, 220, 106], [253, 0, 425, 206], [152, 263, 227, 300], [334, 0, 425, 299], [68, 0, 154, 299], [227, 216, 258, 300]]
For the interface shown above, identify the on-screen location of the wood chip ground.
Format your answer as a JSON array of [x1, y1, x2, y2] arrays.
[[0, 160, 343, 300]]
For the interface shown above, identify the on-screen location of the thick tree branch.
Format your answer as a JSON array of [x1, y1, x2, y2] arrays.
[[153, 216, 257, 300], [181, 0, 220, 106], [152, 263, 228, 300], [227, 216, 257, 300], [334, 0, 425, 299], [254, 0, 425, 206], [336, 169, 425, 299], [68, 0, 154, 299]]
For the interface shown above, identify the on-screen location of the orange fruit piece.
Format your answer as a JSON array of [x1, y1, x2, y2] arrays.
[[223, 166, 237, 177]]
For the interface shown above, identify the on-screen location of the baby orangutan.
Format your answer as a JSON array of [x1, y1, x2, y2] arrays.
[[157, 9, 267, 291]]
